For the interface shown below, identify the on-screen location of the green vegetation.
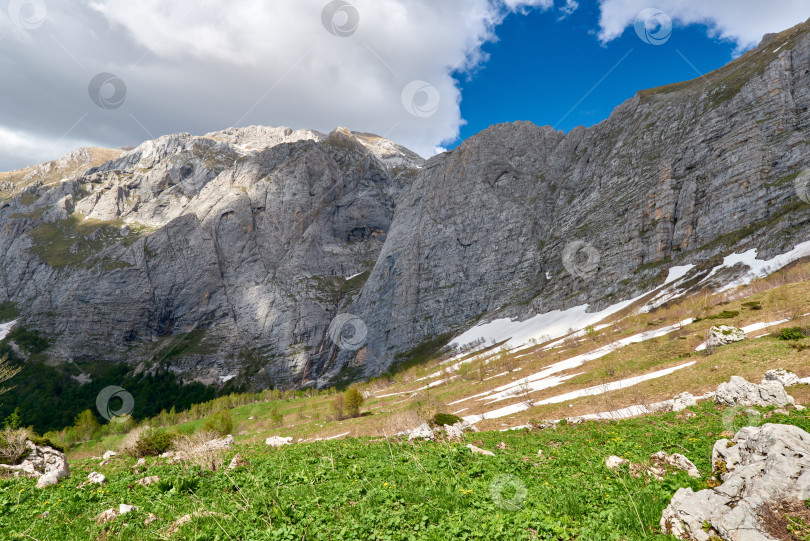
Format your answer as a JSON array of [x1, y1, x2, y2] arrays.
[[779, 327, 807, 341], [343, 386, 364, 418], [0, 302, 19, 323], [433, 413, 462, 426], [390, 333, 453, 375], [132, 429, 175, 457], [0, 402, 806, 539], [705, 310, 740, 320], [201, 410, 234, 437]]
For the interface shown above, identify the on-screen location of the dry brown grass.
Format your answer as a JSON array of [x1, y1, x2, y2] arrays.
[[0, 427, 32, 465], [117, 425, 149, 454], [173, 430, 227, 471]]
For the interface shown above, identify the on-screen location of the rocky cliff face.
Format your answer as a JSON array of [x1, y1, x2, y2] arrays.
[[3, 21, 810, 388]]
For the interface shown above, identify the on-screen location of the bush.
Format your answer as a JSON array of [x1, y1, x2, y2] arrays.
[[706, 310, 740, 320], [173, 430, 225, 471], [779, 327, 807, 340], [72, 409, 100, 442], [344, 387, 364, 418], [270, 405, 284, 427], [742, 301, 762, 310], [132, 429, 175, 457], [433, 413, 462, 427], [0, 427, 31, 465], [331, 395, 344, 421], [202, 410, 234, 436]]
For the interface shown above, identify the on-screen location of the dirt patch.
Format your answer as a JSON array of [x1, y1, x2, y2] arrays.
[[759, 499, 810, 540]]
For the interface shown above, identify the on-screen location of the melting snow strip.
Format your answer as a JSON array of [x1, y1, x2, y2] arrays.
[[0, 320, 16, 341], [325, 432, 350, 440]]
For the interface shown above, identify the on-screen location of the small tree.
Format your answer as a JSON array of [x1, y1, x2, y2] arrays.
[[344, 387, 364, 418], [331, 394, 345, 421], [73, 409, 100, 442], [0, 354, 21, 400]]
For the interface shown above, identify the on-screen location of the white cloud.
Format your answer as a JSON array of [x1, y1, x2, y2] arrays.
[[0, 0, 574, 170], [598, 0, 810, 50]]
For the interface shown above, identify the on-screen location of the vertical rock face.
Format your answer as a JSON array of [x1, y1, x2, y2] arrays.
[[3, 20, 810, 387]]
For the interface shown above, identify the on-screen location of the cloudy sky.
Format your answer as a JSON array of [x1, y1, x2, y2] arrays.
[[0, 0, 808, 171]]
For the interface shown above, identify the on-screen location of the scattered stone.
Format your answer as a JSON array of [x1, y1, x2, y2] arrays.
[[135, 458, 146, 467], [0, 440, 70, 488], [99, 460, 110, 467], [765, 408, 789, 418], [102, 450, 117, 460], [660, 423, 810, 540], [672, 392, 697, 412], [265, 436, 293, 448], [408, 423, 435, 441], [166, 511, 222, 537], [87, 472, 106, 484], [606, 455, 629, 470], [762, 369, 800, 388], [707, 325, 746, 347], [248, 416, 254, 420], [96, 508, 118, 524], [136, 476, 160, 486], [466, 444, 495, 456], [796, 404, 806, 411], [38, 511, 49, 518], [496, 441, 508, 450], [119, 503, 138, 515], [228, 454, 249, 469], [714, 376, 794, 408], [144, 513, 159, 525], [537, 449, 543, 456], [203, 434, 234, 451], [160, 451, 175, 459], [650, 452, 701, 478]]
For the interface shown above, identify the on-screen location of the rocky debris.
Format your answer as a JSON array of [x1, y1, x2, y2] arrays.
[[660, 423, 810, 540], [167, 511, 223, 537], [78, 472, 107, 488], [707, 325, 746, 348], [443, 420, 477, 440], [672, 392, 697, 412], [496, 442, 508, 450], [762, 369, 800, 388], [135, 458, 146, 467], [136, 476, 160, 486], [606, 456, 628, 470], [0, 440, 70, 488], [160, 451, 175, 459], [650, 452, 701, 479], [228, 454, 249, 469], [144, 513, 159, 525], [119, 503, 138, 515], [102, 450, 117, 460], [203, 434, 234, 451], [407, 423, 435, 442], [265, 436, 293, 448], [714, 376, 794, 408], [466, 444, 495, 456], [96, 508, 118, 524]]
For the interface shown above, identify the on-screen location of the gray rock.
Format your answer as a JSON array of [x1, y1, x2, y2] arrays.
[[407, 423, 434, 441], [661, 423, 810, 540], [605, 455, 628, 470], [136, 476, 159, 486], [0, 440, 70, 488], [714, 376, 795, 408], [102, 450, 117, 460], [265, 436, 293, 448], [706, 325, 746, 348], [466, 444, 495, 456], [87, 472, 106, 485], [672, 392, 697, 412], [762, 369, 800, 387], [650, 451, 700, 478]]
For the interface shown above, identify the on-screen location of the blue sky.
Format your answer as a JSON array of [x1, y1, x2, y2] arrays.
[[452, 1, 739, 146]]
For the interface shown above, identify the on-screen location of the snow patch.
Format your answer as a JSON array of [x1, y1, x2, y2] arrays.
[[0, 320, 16, 341]]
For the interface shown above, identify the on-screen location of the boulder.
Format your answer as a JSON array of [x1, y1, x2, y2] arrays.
[[660, 423, 810, 540], [265, 436, 293, 448], [444, 420, 476, 440], [0, 440, 70, 488], [714, 376, 794, 408], [707, 325, 746, 348], [407, 423, 435, 441], [87, 472, 107, 484], [119, 503, 138, 515], [102, 450, 117, 460], [762, 369, 800, 388], [672, 392, 697, 412], [96, 508, 118, 524]]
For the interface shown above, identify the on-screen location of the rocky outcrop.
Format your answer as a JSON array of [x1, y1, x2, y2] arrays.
[[707, 325, 746, 348], [407, 423, 435, 441], [715, 376, 795, 408], [660, 423, 810, 540], [265, 436, 293, 448], [762, 369, 800, 387], [0, 440, 70, 488], [3, 19, 810, 388]]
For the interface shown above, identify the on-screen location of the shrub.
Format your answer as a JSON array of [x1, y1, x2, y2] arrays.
[[72, 409, 100, 442], [344, 387, 364, 418], [742, 301, 762, 310], [331, 394, 344, 421], [779, 327, 807, 340], [706, 310, 740, 320], [173, 430, 225, 471], [0, 427, 31, 465], [132, 429, 175, 457], [433, 413, 462, 427], [202, 410, 234, 436], [270, 405, 284, 427], [157, 473, 200, 494]]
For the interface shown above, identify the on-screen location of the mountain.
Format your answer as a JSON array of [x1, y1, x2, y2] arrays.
[[2, 19, 810, 389]]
